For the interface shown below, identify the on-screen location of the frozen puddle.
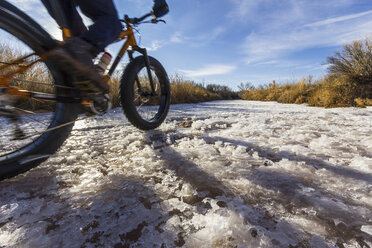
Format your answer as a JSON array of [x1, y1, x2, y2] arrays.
[[0, 101, 371, 247]]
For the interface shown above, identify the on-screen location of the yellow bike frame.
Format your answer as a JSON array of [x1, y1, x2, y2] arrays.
[[0, 20, 140, 101]]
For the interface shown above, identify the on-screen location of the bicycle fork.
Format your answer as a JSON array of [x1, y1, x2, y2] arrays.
[[128, 46, 157, 96]]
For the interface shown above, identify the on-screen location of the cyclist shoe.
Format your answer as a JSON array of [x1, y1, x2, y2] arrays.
[[50, 37, 109, 94]]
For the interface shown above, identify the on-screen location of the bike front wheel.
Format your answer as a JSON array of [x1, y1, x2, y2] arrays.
[[120, 56, 171, 130]]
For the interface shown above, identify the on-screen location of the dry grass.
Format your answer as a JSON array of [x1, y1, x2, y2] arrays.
[[170, 74, 222, 104], [241, 76, 371, 108], [354, 98, 372, 107], [241, 77, 314, 104], [1, 43, 236, 112], [107, 73, 121, 108], [0, 43, 56, 111], [306, 76, 356, 107], [241, 37, 372, 108], [109, 73, 236, 107]]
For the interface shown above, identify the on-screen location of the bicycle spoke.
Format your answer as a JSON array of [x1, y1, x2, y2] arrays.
[[0, 38, 58, 156], [131, 67, 163, 123]]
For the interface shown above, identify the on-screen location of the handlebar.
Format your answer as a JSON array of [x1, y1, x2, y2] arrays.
[[121, 12, 165, 25]]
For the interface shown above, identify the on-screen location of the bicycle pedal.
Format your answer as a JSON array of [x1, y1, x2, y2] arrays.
[[82, 94, 111, 116]]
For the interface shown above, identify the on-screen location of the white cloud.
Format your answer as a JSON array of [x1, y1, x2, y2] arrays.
[[228, 0, 357, 23], [243, 15, 372, 64], [227, 0, 264, 21], [229, 0, 372, 64], [145, 40, 164, 51], [305, 10, 372, 27], [169, 26, 225, 47], [170, 32, 183, 43], [179, 64, 236, 77]]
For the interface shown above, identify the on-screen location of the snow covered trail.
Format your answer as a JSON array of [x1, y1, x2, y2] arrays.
[[0, 100, 371, 248]]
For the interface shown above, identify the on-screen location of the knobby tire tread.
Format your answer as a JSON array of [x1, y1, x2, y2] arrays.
[[0, 1, 78, 180], [120, 56, 170, 130]]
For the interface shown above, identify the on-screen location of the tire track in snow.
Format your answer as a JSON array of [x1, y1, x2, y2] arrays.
[[0, 101, 371, 247]]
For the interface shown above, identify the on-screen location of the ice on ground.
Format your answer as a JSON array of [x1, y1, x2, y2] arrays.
[[361, 225, 372, 236], [0, 100, 371, 247]]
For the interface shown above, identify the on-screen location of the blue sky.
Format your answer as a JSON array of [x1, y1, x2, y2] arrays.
[[8, 0, 372, 89]]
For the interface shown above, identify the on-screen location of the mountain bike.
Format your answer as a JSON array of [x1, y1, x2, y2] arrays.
[[0, 0, 171, 180]]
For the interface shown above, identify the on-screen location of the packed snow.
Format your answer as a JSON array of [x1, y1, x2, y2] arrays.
[[0, 100, 371, 248]]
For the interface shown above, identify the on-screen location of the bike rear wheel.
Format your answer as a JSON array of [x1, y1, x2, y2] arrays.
[[0, 1, 78, 180], [120, 56, 171, 130]]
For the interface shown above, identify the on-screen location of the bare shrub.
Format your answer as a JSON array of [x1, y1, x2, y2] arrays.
[[327, 37, 372, 99], [307, 76, 356, 107]]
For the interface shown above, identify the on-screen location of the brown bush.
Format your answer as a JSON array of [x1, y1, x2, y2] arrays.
[[241, 88, 268, 101], [307, 76, 357, 107], [277, 79, 313, 104], [241, 38, 372, 108], [327, 37, 372, 99], [170, 75, 221, 104]]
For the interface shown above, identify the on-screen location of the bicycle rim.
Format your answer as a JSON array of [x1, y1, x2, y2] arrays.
[[0, 31, 56, 155], [133, 66, 167, 122], [121, 55, 170, 130]]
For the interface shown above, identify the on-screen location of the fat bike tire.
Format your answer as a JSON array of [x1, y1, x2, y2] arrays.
[[120, 56, 171, 130], [0, 1, 78, 180]]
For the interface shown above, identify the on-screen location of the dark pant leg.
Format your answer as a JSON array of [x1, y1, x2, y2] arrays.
[[41, 0, 87, 37], [76, 0, 122, 53]]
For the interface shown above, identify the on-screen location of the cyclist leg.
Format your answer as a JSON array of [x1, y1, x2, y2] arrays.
[[76, 0, 122, 55], [41, 0, 87, 37], [41, 0, 120, 93]]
